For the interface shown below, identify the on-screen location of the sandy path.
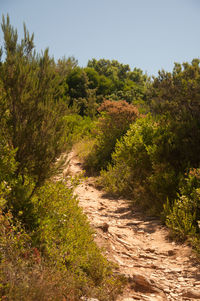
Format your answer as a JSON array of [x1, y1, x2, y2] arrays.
[[66, 151, 200, 301]]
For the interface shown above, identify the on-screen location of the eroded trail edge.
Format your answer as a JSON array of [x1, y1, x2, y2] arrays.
[[67, 151, 200, 301]]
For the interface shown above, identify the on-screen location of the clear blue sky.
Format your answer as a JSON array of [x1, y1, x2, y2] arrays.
[[1, 0, 200, 75]]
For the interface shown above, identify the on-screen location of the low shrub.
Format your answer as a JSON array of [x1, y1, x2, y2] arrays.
[[85, 100, 139, 172], [99, 115, 181, 212], [63, 114, 95, 149], [164, 168, 200, 242], [0, 181, 122, 300], [0, 210, 87, 301]]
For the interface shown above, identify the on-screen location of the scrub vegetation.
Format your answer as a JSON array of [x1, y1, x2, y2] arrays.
[[1, 14, 200, 300]]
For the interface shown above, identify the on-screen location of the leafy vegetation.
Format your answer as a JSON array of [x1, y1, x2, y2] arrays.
[[98, 60, 200, 247], [2, 11, 200, 300], [0, 202, 121, 301], [84, 100, 139, 172], [0, 16, 122, 300]]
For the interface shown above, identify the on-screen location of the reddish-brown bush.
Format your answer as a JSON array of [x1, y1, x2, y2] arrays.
[[98, 99, 139, 133]]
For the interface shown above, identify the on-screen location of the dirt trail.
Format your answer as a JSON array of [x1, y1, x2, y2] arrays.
[[66, 151, 200, 301]]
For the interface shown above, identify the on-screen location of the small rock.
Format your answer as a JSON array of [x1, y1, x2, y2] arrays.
[[126, 221, 143, 226], [182, 288, 200, 299], [129, 294, 142, 300], [131, 273, 162, 293], [137, 230, 145, 234], [139, 253, 157, 260], [150, 263, 157, 269], [116, 237, 132, 247], [163, 288, 171, 293], [113, 254, 125, 266], [178, 277, 185, 282], [97, 222, 109, 232], [187, 267, 197, 273], [164, 269, 171, 273], [170, 267, 182, 273], [168, 250, 176, 256], [111, 244, 116, 250], [145, 247, 156, 253]]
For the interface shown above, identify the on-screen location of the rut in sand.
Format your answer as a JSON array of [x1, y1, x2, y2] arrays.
[[66, 151, 200, 301]]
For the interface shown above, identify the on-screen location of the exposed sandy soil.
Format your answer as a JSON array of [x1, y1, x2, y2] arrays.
[[65, 151, 200, 301]]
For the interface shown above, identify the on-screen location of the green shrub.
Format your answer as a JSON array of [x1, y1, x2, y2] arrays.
[[164, 195, 198, 240], [164, 168, 200, 241], [100, 115, 181, 212], [32, 181, 121, 299], [99, 115, 154, 202], [0, 182, 122, 300], [0, 210, 86, 301], [64, 114, 95, 149], [85, 100, 139, 172], [33, 182, 105, 276], [0, 16, 68, 187]]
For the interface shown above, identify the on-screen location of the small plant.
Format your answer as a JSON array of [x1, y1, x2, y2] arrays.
[[164, 195, 197, 241], [164, 168, 200, 242]]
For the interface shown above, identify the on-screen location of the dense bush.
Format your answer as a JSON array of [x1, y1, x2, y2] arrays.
[[33, 182, 108, 278], [0, 181, 122, 301], [148, 60, 200, 169], [84, 100, 139, 172], [0, 16, 71, 227], [99, 115, 180, 212], [64, 114, 95, 148], [164, 168, 200, 242], [0, 15, 68, 189]]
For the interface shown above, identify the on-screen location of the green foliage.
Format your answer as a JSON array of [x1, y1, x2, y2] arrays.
[[4, 13, 200, 297], [0, 15, 68, 187], [85, 100, 139, 172], [0, 181, 121, 301], [149, 59, 200, 120], [0, 209, 120, 301], [149, 60, 200, 168], [66, 67, 89, 100], [164, 169, 200, 241], [164, 195, 197, 241], [100, 115, 155, 200], [33, 182, 95, 269], [84, 67, 100, 89], [62, 58, 148, 118], [0, 137, 17, 185], [87, 58, 148, 105], [64, 114, 95, 149], [0, 118, 18, 210], [0, 16, 127, 300], [56, 56, 78, 78], [98, 59, 200, 247], [66, 67, 99, 116], [100, 115, 180, 211], [32, 181, 121, 299]]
